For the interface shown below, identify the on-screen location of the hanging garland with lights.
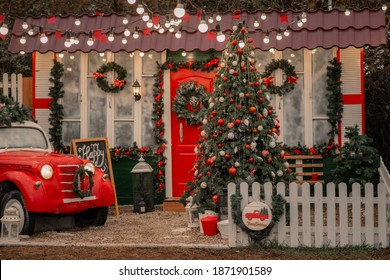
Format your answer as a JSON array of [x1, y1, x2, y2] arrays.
[[326, 58, 343, 140], [261, 59, 298, 96], [72, 166, 94, 199], [93, 62, 127, 93], [152, 57, 219, 200], [231, 192, 285, 243], [172, 81, 209, 125]]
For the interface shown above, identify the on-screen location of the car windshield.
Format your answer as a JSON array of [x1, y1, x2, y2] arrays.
[[0, 127, 49, 150]]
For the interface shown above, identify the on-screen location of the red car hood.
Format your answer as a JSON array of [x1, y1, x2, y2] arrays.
[[0, 150, 85, 168]]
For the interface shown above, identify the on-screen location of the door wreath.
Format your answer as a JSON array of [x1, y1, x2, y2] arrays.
[[93, 62, 127, 93], [261, 59, 298, 96], [172, 81, 209, 125]]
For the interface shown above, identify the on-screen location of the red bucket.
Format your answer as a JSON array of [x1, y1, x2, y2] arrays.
[[201, 216, 219, 236]]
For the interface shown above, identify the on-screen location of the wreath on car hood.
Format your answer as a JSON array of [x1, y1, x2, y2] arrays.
[[93, 62, 127, 93], [172, 81, 209, 125]]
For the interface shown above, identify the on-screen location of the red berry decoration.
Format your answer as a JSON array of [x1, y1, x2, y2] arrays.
[[230, 98, 234, 103], [232, 40, 237, 46], [241, 27, 246, 33], [225, 153, 231, 159], [237, 48, 243, 54], [212, 195, 219, 203], [223, 76, 228, 82], [206, 158, 213, 166], [228, 167, 237, 176], [249, 157, 254, 163], [218, 119, 225, 126], [267, 157, 273, 163]]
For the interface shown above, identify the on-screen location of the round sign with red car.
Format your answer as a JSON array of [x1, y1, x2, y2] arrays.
[[242, 201, 272, 231]]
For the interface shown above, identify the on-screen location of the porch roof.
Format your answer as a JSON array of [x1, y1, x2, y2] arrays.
[[8, 8, 386, 54]]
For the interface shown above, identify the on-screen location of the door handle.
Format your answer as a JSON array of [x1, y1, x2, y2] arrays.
[[180, 122, 183, 143]]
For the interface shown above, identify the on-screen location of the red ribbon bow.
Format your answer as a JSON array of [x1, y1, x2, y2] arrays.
[[113, 79, 125, 88], [93, 72, 104, 80], [288, 76, 298, 84], [263, 76, 273, 87]]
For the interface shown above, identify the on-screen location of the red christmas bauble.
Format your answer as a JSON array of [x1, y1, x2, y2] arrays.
[[242, 67, 247, 72], [212, 111, 217, 117], [255, 81, 259, 87], [207, 171, 211, 175], [223, 76, 228, 82], [245, 93, 250, 98], [228, 167, 237, 176], [245, 144, 250, 149], [268, 109, 273, 115], [218, 119, 225, 126], [267, 157, 273, 163], [212, 195, 219, 203], [235, 119, 241, 125], [232, 40, 237, 46], [206, 158, 213, 166], [248, 157, 254, 163], [258, 113, 263, 119], [197, 173, 203, 179], [258, 97, 264, 103], [249, 106, 256, 113], [230, 98, 234, 104], [237, 48, 243, 54], [225, 154, 231, 159], [241, 27, 246, 33], [237, 104, 242, 110], [248, 37, 253, 43], [252, 129, 258, 134]]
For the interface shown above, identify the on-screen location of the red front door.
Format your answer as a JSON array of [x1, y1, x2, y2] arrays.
[[170, 69, 215, 197]]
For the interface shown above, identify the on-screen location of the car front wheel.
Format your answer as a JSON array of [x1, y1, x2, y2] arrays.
[[0, 190, 35, 235], [74, 207, 109, 227]]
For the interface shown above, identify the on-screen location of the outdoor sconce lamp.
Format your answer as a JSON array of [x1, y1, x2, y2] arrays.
[[132, 79, 141, 101], [185, 196, 200, 228], [1, 207, 21, 241]]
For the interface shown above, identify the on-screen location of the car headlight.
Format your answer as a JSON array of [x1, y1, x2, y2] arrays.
[[40, 164, 53, 180], [84, 162, 95, 174]]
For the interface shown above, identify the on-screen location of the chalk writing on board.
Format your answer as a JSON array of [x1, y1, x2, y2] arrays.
[[77, 143, 108, 174]]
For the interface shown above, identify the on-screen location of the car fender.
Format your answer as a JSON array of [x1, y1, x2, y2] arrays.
[[0, 170, 49, 212], [93, 169, 116, 206]]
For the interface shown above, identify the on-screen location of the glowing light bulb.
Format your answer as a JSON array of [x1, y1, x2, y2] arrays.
[[284, 28, 290, 37], [139, 52, 145, 57], [0, 23, 9, 35], [146, 19, 153, 28], [198, 20, 208, 33], [28, 28, 34, 36], [58, 53, 64, 58], [181, 51, 187, 57], [238, 40, 245, 48], [276, 32, 282, 41], [108, 33, 114, 42], [174, 2, 185, 18], [64, 38, 71, 48], [142, 12, 150, 22], [311, 49, 317, 54], [382, 4, 388, 11], [74, 18, 81, 26], [263, 34, 270, 44], [22, 21, 28, 30], [133, 31, 139, 39], [345, 9, 350, 16], [169, 27, 174, 32], [20, 51, 25, 55], [20, 36, 27, 44], [124, 27, 131, 37], [254, 20, 259, 28], [87, 37, 94, 46], [261, 13, 267, 20], [208, 16, 214, 23], [122, 17, 129, 25], [297, 19, 303, 27], [165, 20, 171, 28], [40, 33, 48, 44], [175, 30, 182, 39], [122, 37, 127, 44], [158, 26, 164, 34], [136, 4, 144, 15], [99, 52, 105, 57], [216, 14, 222, 21], [127, 0, 136, 4]]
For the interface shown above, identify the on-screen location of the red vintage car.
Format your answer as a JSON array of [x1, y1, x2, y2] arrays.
[[0, 121, 115, 235]]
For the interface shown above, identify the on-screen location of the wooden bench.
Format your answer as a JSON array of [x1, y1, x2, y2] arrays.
[[285, 155, 325, 184]]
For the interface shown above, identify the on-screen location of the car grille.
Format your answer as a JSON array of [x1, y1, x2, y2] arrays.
[[58, 164, 91, 199]]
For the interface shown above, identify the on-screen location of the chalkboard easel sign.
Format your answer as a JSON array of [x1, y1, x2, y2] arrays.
[[70, 137, 119, 217]]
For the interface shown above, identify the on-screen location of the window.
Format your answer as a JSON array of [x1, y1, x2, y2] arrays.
[[61, 51, 162, 148], [254, 48, 334, 147]]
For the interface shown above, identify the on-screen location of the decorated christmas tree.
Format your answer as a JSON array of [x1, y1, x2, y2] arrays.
[[182, 22, 294, 212]]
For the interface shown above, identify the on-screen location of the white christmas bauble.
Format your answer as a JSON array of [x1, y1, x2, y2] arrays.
[[200, 182, 207, 189], [194, 146, 199, 154], [263, 108, 268, 117], [239, 92, 245, 98], [277, 170, 283, 177], [271, 171, 275, 177], [257, 156, 263, 162], [234, 161, 240, 167], [250, 142, 257, 150], [232, 25, 238, 31], [218, 84, 223, 89], [234, 147, 238, 153], [244, 119, 249, 126], [220, 62, 226, 68], [258, 125, 263, 131], [202, 119, 208, 125], [250, 51, 255, 56], [229, 69, 234, 74], [194, 170, 198, 176], [228, 132, 235, 139], [284, 162, 289, 168], [219, 150, 226, 156], [232, 61, 238, 66], [201, 130, 206, 137], [281, 150, 285, 155], [269, 142, 276, 148], [243, 79, 246, 83], [209, 102, 215, 108], [219, 97, 225, 102]]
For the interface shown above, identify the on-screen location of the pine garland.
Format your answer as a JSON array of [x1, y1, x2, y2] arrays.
[[326, 58, 343, 140], [48, 59, 65, 152], [231, 191, 285, 243], [0, 95, 32, 126]]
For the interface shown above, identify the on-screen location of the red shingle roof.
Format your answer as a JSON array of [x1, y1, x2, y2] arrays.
[[8, 8, 386, 54]]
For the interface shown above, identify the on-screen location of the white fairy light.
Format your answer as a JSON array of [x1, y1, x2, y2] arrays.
[[254, 20, 260, 28], [276, 30, 282, 41], [216, 24, 225, 42], [127, 0, 136, 4], [181, 50, 187, 56], [216, 14, 222, 21], [382, 4, 388, 11], [261, 13, 267, 20], [142, 12, 150, 22], [146, 19, 153, 28], [169, 26, 174, 32], [297, 18, 303, 27], [139, 52, 145, 57], [208, 16, 214, 23], [174, 1, 186, 18], [198, 13, 208, 33], [136, 4, 145, 15], [301, 11, 307, 23], [121, 36, 127, 44], [165, 19, 171, 28], [158, 26, 165, 34], [122, 17, 128, 25], [74, 18, 81, 26], [28, 28, 34, 36], [263, 32, 270, 44], [345, 8, 351, 16], [0, 23, 9, 35], [175, 29, 182, 39], [284, 27, 290, 37], [22, 21, 29, 30], [20, 36, 26, 44], [58, 53, 64, 58], [124, 27, 131, 37], [87, 36, 94, 46], [238, 40, 245, 48]]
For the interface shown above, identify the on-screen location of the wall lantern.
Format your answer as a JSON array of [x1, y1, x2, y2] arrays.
[[185, 196, 199, 228], [1, 207, 21, 241], [132, 79, 141, 101]]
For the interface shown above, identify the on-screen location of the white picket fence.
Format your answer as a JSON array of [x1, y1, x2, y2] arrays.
[[227, 181, 390, 248], [0, 73, 23, 102], [379, 157, 390, 194]]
